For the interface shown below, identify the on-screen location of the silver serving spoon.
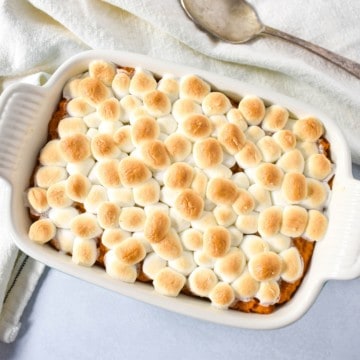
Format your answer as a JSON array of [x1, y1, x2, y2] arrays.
[[181, 0, 360, 79]]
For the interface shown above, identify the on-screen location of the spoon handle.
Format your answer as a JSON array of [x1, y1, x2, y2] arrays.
[[263, 26, 360, 79]]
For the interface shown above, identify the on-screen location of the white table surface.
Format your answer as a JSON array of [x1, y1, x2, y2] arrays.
[[1, 164, 360, 360]]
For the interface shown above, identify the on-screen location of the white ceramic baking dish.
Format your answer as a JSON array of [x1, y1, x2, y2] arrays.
[[0, 50, 359, 329]]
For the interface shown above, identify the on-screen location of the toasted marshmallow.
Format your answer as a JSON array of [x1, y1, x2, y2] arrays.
[[67, 97, 94, 117], [70, 213, 102, 239], [227, 108, 248, 131], [209, 282, 235, 309], [281, 205, 308, 237], [118, 157, 151, 187], [248, 251, 282, 282], [241, 235, 269, 259], [139, 140, 170, 170], [27, 187, 49, 213], [262, 105, 289, 132], [258, 206, 282, 238], [78, 77, 111, 106], [164, 133, 192, 162], [97, 98, 122, 122], [153, 267, 186, 297], [152, 228, 183, 260], [90, 133, 120, 160], [172, 98, 202, 123], [39, 140, 66, 166], [47, 181, 73, 208], [203, 226, 231, 258], [235, 141, 262, 169], [256, 281, 280, 306], [190, 212, 217, 232], [193, 138, 223, 168], [120, 95, 143, 122], [206, 178, 238, 206], [231, 172, 250, 189], [214, 248, 246, 282], [188, 267, 218, 297], [89, 60, 116, 86], [232, 189, 255, 215], [232, 271, 260, 301], [235, 212, 259, 234], [254, 163, 284, 191], [304, 154, 332, 180], [245, 126, 265, 143], [107, 187, 135, 207], [129, 68, 157, 98], [143, 90, 171, 117], [133, 179, 160, 207], [101, 228, 130, 249], [83, 112, 101, 128], [193, 250, 216, 268], [280, 247, 304, 283], [304, 209, 328, 241], [144, 209, 171, 244], [203, 164, 232, 180], [293, 116, 324, 142], [28, 219, 56, 244], [72, 238, 98, 267], [296, 141, 319, 159], [217, 123, 246, 155], [248, 184, 272, 211], [276, 149, 305, 173], [113, 126, 134, 153], [202, 92, 232, 116], [191, 168, 208, 197], [48, 207, 79, 228], [214, 206, 237, 227], [104, 251, 137, 283], [174, 189, 204, 221], [58, 117, 87, 138], [272, 129, 297, 152], [169, 208, 191, 232], [35, 166, 68, 188], [164, 162, 194, 190], [228, 226, 243, 247], [239, 95, 265, 125], [95, 159, 121, 188], [169, 251, 196, 276], [180, 228, 203, 251], [112, 72, 130, 98], [58, 134, 91, 163], [281, 172, 307, 203], [54, 228, 75, 253], [180, 114, 213, 141], [66, 157, 95, 177], [114, 237, 146, 265], [179, 74, 210, 103], [97, 201, 121, 229], [266, 234, 291, 253], [83, 183, 107, 212], [63, 77, 82, 99], [119, 207, 145, 232], [302, 178, 329, 209], [257, 136, 282, 163], [157, 75, 179, 102], [142, 252, 167, 280]]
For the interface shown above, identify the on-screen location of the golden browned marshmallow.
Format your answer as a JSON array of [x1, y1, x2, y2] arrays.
[[281, 172, 307, 203], [248, 251, 282, 281], [281, 205, 308, 237], [143, 90, 171, 117], [209, 282, 235, 309], [84, 185, 108, 213], [112, 71, 130, 98], [302, 178, 329, 209], [245, 126, 265, 143], [101, 228, 130, 249], [202, 92, 232, 116], [113, 125, 134, 153], [35, 166, 68, 188], [304, 154, 332, 180], [157, 75, 179, 102], [152, 228, 183, 260], [28, 219, 56, 244], [97, 98, 122, 122], [272, 129, 297, 152], [280, 247, 304, 283], [164, 162, 194, 190], [174, 189, 204, 221], [203, 226, 231, 258], [277, 149, 305, 173], [119, 207, 146, 232], [172, 98, 202, 123], [180, 114, 213, 141], [304, 209, 328, 241], [258, 206, 282, 238], [104, 251, 137, 282], [133, 179, 160, 206], [232, 271, 260, 301], [257, 136, 282, 163], [59, 134, 91, 163], [213, 206, 237, 227], [144, 210, 171, 244], [254, 163, 284, 191], [218, 123, 246, 155], [235, 212, 259, 234], [90, 133, 120, 160], [232, 189, 255, 215], [139, 140, 171, 170], [206, 178, 238, 207], [65, 173, 91, 202], [153, 267, 186, 297], [118, 157, 151, 187], [235, 141, 262, 169], [164, 133, 192, 162], [72, 238, 98, 267], [293, 116, 324, 142], [191, 168, 208, 198], [238, 95, 265, 125], [39, 140, 66, 166], [180, 228, 203, 251], [262, 105, 289, 132], [67, 97, 94, 117], [188, 267, 218, 297], [227, 108, 248, 131], [63, 77, 82, 99], [296, 141, 319, 159], [96, 159, 121, 188], [256, 281, 280, 305], [120, 95, 143, 121], [47, 181, 73, 208], [214, 248, 246, 282], [193, 250, 215, 268], [179, 74, 210, 103], [89, 60, 116, 86], [142, 252, 167, 279], [70, 213, 102, 239], [78, 77, 111, 106], [27, 187, 49, 213], [168, 251, 196, 276], [247, 184, 272, 212], [241, 235, 269, 259], [129, 68, 157, 98], [97, 201, 121, 229], [114, 237, 146, 265], [193, 138, 223, 169], [58, 117, 87, 138]]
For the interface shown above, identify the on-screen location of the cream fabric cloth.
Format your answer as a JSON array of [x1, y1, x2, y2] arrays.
[[0, 0, 359, 343]]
